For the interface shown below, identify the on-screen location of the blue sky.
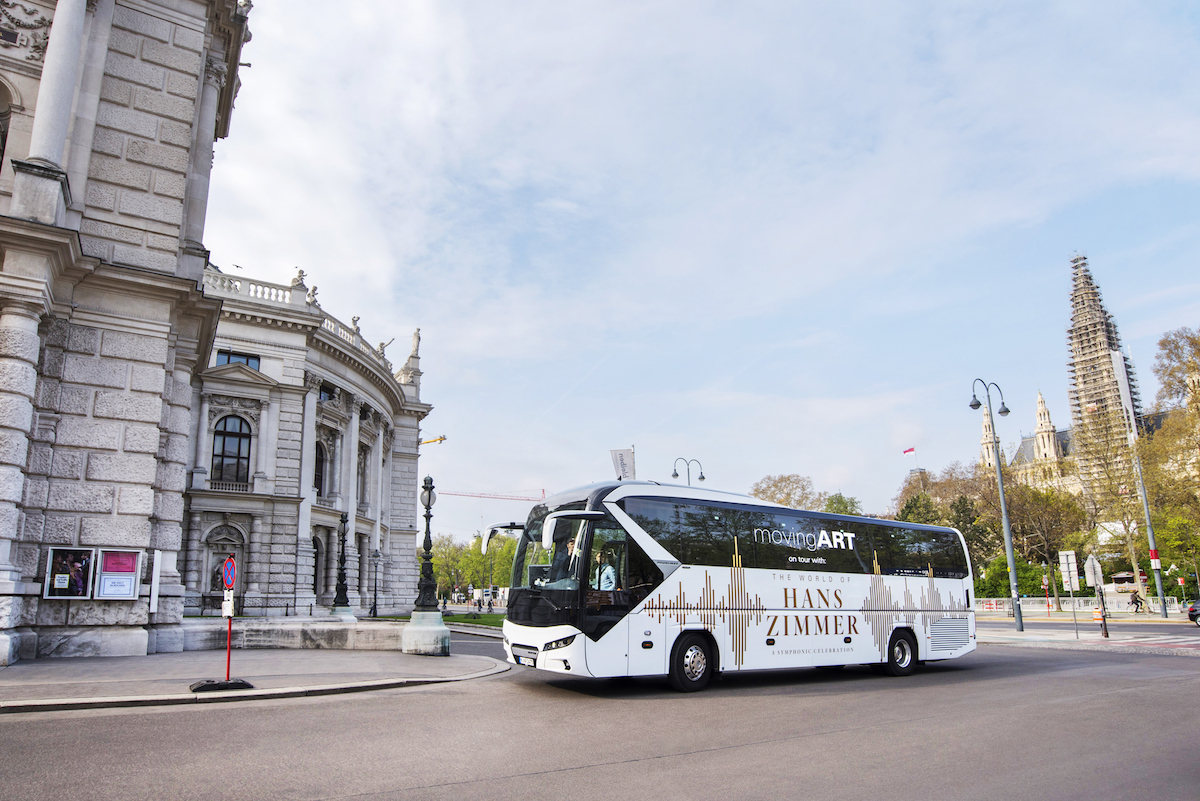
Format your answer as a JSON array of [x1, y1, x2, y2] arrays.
[[206, 2, 1200, 540]]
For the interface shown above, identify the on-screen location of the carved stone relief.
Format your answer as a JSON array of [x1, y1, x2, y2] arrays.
[[0, 1, 51, 62], [208, 395, 262, 425]]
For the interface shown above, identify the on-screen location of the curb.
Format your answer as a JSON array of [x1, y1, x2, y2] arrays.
[[446, 623, 504, 639], [0, 657, 511, 715], [977, 638, 1200, 659]]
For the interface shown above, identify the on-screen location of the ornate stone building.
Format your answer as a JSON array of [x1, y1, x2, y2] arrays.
[[1008, 392, 1082, 496], [0, 0, 255, 664], [187, 267, 429, 619], [974, 257, 1137, 499]]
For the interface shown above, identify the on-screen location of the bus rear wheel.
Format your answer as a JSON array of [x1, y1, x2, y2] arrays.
[[669, 633, 713, 692], [883, 630, 917, 677]]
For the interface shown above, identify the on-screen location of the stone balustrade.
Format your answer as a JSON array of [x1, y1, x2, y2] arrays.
[[202, 268, 392, 373]]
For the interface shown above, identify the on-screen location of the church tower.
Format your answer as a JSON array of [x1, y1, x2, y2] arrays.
[[1033, 391, 1059, 462], [979, 405, 997, 469], [1066, 255, 1141, 489]]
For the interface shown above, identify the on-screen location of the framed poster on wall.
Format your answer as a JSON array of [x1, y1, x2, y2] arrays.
[[43, 548, 96, 599], [94, 549, 143, 601]]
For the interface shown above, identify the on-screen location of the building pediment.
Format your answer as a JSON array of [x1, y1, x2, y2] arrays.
[[201, 362, 280, 388]]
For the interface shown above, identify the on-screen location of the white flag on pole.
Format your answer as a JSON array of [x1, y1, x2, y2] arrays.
[[610, 449, 635, 481]]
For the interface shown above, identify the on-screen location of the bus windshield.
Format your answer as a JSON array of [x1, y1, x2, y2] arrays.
[[511, 508, 586, 591]]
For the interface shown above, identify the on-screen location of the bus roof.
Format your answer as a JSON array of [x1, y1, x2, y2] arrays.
[[536, 481, 960, 535]]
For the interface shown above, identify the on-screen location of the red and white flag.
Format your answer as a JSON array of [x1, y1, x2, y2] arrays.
[[903, 447, 916, 455]]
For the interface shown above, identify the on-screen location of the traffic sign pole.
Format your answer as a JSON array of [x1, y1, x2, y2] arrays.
[[1059, 550, 1079, 639], [187, 554, 254, 694], [222, 555, 236, 682]]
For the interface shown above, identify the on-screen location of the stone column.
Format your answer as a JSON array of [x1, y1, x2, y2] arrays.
[[371, 423, 384, 553], [341, 397, 359, 514], [253, 397, 270, 493], [155, 366, 193, 587], [182, 52, 226, 245], [183, 54, 227, 250], [248, 516, 263, 595], [323, 527, 336, 605], [295, 375, 319, 611], [0, 301, 42, 585], [329, 430, 342, 506], [184, 516, 202, 592], [264, 394, 278, 484], [9, 0, 88, 224], [191, 394, 210, 489]]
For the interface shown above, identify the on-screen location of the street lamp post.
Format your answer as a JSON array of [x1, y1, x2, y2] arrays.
[[970, 379, 1023, 631], [672, 458, 705, 487], [402, 475, 451, 655], [414, 475, 438, 611], [1120, 407, 1169, 619], [332, 512, 350, 609], [370, 548, 381, 617]]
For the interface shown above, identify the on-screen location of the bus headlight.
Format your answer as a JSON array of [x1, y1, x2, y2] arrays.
[[543, 635, 576, 651]]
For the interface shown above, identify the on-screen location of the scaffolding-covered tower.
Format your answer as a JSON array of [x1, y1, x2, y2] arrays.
[[1066, 255, 1142, 490]]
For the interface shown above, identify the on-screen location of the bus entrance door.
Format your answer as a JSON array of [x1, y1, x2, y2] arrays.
[[582, 593, 628, 677], [627, 609, 665, 677]]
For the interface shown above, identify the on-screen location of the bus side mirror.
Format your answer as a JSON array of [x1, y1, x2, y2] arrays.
[[482, 522, 523, 554], [540, 511, 607, 551]]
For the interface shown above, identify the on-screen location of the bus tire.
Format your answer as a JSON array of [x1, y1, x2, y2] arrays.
[[669, 633, 713, 692], [883, 629, 917, 677]]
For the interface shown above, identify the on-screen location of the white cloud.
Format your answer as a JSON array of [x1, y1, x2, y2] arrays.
[[207, 2, 1200, 536]]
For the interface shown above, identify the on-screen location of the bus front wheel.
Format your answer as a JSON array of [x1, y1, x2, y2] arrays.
[[669, 633, 713, 692], [883, 630, 917, 677]]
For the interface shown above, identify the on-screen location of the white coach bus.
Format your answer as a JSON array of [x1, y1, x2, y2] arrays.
[[483, 481, 975, 691]]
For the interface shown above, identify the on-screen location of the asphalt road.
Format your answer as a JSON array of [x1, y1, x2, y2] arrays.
[[3, 637, 1198, 801]]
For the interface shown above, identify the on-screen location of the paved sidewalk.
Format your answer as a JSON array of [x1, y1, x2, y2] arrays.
[[0, 646, 508, 714], [977, 617, 1200, 658]]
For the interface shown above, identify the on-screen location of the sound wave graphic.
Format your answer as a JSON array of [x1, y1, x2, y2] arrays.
[[860, 573, 971, 660], [641, 568, 765, 668], [641, 569, 970, 668]]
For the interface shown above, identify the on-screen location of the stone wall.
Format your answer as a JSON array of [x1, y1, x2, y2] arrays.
[[81, 5, 205, 273]]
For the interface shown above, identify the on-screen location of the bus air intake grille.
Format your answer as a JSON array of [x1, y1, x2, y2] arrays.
[[929, 618, 970, 651]]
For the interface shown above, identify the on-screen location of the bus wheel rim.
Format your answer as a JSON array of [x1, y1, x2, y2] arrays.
[[893, 639, 911, 668], [682, 644, 707, 681]]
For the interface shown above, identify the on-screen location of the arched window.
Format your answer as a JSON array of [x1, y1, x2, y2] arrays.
[[211, 416, 252, 484], [314, 442, 326, 495]]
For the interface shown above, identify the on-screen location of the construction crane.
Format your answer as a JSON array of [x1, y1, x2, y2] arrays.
[[420, 435, 446, 446], [440, 489, 547, 502]]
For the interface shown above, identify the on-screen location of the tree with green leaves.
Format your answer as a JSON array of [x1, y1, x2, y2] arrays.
[[947, 494, 1000, 575], [1072, 402, 1149, 599], [896, 493, 942, 525], [750, 474, 827, 510], [1006, 485, 1087, 610], [823, 492, 862, 516]]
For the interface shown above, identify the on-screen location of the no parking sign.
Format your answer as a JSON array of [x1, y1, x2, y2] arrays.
[[221, 555, 236, 617]]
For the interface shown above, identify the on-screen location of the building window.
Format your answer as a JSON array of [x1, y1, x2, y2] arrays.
[[319, 384, 336, 401], [216, 350, 261, 371], [211, 415, 252, 483], [314, 442, 326, 494]]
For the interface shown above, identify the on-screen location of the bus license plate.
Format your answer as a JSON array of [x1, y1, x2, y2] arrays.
[[516, 656, 534, 666]]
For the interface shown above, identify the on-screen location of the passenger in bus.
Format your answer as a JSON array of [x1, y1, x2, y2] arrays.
[[594, 549, 616, 590], [550, 538, 576, 581]]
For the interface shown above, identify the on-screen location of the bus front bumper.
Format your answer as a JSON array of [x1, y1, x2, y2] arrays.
[[503, 621, 591, 676]]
